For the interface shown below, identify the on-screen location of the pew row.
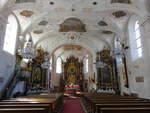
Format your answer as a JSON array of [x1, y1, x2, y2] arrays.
[[0, 93, 64, 113], [81, 93, 150, 113]]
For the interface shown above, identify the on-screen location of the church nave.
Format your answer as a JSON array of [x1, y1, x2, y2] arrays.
[[1, 0, 150, 113]]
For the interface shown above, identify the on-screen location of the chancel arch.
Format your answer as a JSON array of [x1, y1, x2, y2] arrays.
[[49, 44, 95, 92]]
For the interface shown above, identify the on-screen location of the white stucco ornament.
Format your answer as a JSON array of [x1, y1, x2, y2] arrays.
[[66, 31, 81, 42]]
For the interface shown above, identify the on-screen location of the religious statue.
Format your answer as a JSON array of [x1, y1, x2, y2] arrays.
[[68, 74, 76, 84]]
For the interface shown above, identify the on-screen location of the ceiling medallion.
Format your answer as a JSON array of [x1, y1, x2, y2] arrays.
[[112, 11, 127, 18], [59, 17, 86, 32], [38, 20, 48, 26], [98, 21, 108, 26], [20, 10, 34, 17], [66, 31, 81, 41], [33, 30, 43, 34], [102, 30, 113, 34]]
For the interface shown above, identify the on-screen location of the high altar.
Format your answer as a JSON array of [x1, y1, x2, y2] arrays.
[[62, 56, 84, 94]]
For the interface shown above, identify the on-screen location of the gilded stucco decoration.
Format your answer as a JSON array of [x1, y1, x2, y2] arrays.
[[20, 10, 34, 17], [102, 30, 113, 34], [64, 45, 82, 51], [33, 30, 43, 34], [112, 11, 127, 18], [98, 21, 108, 26], [66, 31, 81, 41], [59, 17, 86, 32], [38, 20, 48, 26]]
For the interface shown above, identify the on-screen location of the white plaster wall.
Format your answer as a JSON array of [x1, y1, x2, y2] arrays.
[[0, 7, 18, 97], [50, 55, 60, 89], [0, 50, 16, 97], [12, 81, 25, 95], [0, 0, 9, 10], [118, 15, 150, 99]]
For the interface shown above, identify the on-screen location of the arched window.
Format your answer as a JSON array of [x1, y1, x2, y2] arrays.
[[50, 57, 52, 70], [114, 38, 123, 66], [3, 14, 18, 55], [56, 57, 62, 73], [83, 56, 89, 74], [129, 18, 143, 61], [135, 20, 142, 58]]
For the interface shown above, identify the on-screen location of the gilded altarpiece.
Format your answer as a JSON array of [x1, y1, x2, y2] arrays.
[[97, 49, 117, 90], [63, 56, 84, 91]]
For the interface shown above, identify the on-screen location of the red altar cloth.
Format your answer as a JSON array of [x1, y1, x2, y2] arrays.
[[65, 85, 80, 95], [65, 85, 80, 90]]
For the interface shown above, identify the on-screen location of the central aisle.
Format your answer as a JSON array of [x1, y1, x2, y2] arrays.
[[61, 97, 85, 113]]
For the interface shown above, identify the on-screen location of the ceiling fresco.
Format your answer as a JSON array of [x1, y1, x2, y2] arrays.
[[59, 18, 86, 32]]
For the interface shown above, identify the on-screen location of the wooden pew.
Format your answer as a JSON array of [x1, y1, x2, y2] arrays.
[[82, 93, 150, 113], [92, 100, 150, 113], [100, 107, 150, 113], [1, 100, 56, 113], [96, 103, 150, 113], [1, 94, 63, 113], [0, 108, 48, 113], [0, 104, 50, 111]]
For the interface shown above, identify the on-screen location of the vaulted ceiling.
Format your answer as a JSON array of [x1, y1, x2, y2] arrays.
[[1, 0, 149, 56]]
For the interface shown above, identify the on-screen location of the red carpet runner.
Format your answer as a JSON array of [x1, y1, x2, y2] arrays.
[[61, 97, 85, 113]]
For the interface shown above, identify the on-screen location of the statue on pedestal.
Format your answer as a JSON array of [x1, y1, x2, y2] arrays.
[[68, 74, 75, 84]]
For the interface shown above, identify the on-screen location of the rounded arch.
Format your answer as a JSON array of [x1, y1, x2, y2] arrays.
[[11, 12, 22, 36], [49, 43, 96, 63], [34, 31, 110, 50]]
